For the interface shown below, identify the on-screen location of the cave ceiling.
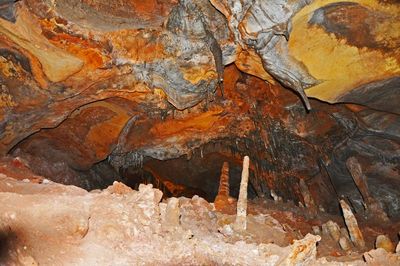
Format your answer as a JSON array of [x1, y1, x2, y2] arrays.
[[0, 0, 398, 196]]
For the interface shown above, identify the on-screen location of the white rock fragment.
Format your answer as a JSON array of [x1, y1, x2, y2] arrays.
[[271, 190, 280, 202], [220, 224, 233, 236], [312, 225, 321, 235], [364, 247, 400, 265], [284, 234, 321, 265]]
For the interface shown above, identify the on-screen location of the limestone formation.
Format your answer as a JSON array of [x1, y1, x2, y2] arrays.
[[217, 162, 230, 198], [283, 234, 321, 265], [0, 0, 399, 264], [234, 155, 250, 231], [346, 157, 372, 203], [346, 157, 389, 222], [363, 248, 400, 265], [163, 197, 181, 229], [214, 161, 231, 211], [340, 199, 365, 249], [299, 179, 317, 214], [322, 220, 341, 242], [339, 236, 352, 251], [376, 235, 395, 253], [339, 227, 352, 251], [270, 190, 282, 202], [312, 225, 321, 236]]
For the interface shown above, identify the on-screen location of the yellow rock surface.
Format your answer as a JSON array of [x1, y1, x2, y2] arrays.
[[289, 0, 400, 102]]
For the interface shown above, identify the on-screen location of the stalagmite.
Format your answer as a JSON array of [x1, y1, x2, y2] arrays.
[[339, 236, 352, 251], [322, 220, 341, 242], [163, 197, 180, 229], [214, 162, 234, 212], [339, 227, 352, 251], [396, 240, 400, 254], [216, 162, 230, 199], [346, 157, 389, 222], [312, 226, 321, 235], [270, 190, 282, 202], [234, 156, 250, 231], [346, 157, 371, 203], [340, 200, 365, 249], [375, 235, 395, 253], [299, 179, 317, 215]]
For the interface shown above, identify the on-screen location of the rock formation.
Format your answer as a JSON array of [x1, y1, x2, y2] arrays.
[[0, 0, 399, 264], [214, 161, 234, 213], [346, 156, 389, 222], [375, 235, 395, 253], [340, 199, 366, 249], [322, 220, 341, 242], [234, 155, 249, 231]]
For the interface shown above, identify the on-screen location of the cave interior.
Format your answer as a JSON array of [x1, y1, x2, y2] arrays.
[[0, 0, 399, 264]]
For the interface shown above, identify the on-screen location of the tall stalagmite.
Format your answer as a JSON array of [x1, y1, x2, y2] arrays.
[[340, 199, 365, 249], [214, 161, 232, 213], [234, 156, 249, 231]]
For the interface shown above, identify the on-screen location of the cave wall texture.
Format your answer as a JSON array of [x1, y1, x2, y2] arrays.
[[0, 0, 399, 217]]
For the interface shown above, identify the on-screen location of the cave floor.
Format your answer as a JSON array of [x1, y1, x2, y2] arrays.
[[0, 158, 399, 265]]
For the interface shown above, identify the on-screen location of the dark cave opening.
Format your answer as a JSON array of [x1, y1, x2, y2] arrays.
[[119, 153, 258, 202]]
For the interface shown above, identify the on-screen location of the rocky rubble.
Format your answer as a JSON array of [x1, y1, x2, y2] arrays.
[[0, 170, 399, 265]]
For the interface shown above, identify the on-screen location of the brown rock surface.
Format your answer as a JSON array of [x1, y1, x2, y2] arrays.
[[0, 0, 399, 264]]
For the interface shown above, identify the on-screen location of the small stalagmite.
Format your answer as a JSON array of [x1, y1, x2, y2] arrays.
[[234, 156, 250, 231], [299, 179, 317, 214], [214, 161, 235, 213], [339, 227, 352, 251], [340, 199, 365, 249], [322, 220, 341, 242], [396, 240, 400, 254], [312, 225, 321, 235], [270, 190, 282, 202], [216, 162, 230, 199], [339, 237, 352, 251], [375, 235, 395, 253], [163, 197, 180, 229]]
